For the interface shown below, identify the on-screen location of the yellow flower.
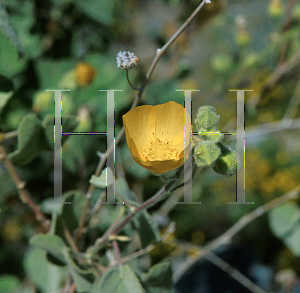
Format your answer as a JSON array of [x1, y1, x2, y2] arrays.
[[75, 62, 97, 87], [122, 101, 192, 174]]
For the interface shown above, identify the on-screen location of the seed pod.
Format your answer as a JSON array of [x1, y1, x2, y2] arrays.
[[194, 140, 221, 167], [213, 142, 240, 176], [199, 130, 223, 143], [195, 106, 220, 132]]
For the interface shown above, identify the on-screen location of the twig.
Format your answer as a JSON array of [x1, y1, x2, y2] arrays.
[[245, 118, 300, 139], [223, 117, 300, 143], [89, 206, 126, 253], [89, 190, 106, 220], [278, 0, 296, 64], [254, 49, 300, 106], [67, 283, 76, 293], [116, 191, 133, 209], [205, 252, 267, 293], [3, 130, 18, 140], [0, 144, 50, 231], [173, 184, 300, 281], [89, 179, 178, 253], [283, 78, 300, 120], [62, 222, 79, 253], [76, 0, 210, 243], [112, 240, 122, 269], [76, 152, 107, 242]]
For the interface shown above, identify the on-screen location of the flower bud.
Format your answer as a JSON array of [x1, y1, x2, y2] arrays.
[[194, 140, 221, 167], [213, 143, 240, 176], [75, 62, 97, 87], [116, 51, 140, 70], [195, 105, 220, 132]]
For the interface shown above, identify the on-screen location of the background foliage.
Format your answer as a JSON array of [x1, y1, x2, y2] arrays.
[[0, 0, 300, 292]]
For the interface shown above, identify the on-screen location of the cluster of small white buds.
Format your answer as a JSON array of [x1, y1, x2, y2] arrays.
[[116, 51, 140, 70]]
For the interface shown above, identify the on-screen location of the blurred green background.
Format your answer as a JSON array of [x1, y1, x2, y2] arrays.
[[0, 0, 300, 292]]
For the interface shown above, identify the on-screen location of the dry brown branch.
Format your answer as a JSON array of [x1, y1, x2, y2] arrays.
[[173, 184, 300, 281], [0, 143, 50, 231]]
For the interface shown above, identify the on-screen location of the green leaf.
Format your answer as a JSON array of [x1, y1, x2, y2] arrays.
[[139, 262, 174, 293], [9, 0, 42, 59], [42, 114, 79, 149], [8, 114, 49, 165], [35, 59, 76, 89], [61, 115, 80, 134], [269, 202, 300, 256], [0, 275, 20, 293], [90, 167, 114, 188], [133, 210, 161, 249], [24, 248, 67, 293], [286, 226, 300, 256], [269, 202, 300, 237], [42, 115, 55, 150], [115, 178, 137, 202], [0, 91, 13, 113], [92, 265, 145, 293], [0, 31, 25, 77], [0, 2, 24, 59], [195, 105, 220, 132], [77, 0, 115, 26], [29, 234, 66, 263]]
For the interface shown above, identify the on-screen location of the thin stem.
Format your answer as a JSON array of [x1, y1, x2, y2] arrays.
[[76, 0, 210, 244], [89, 206, 126, 254], [62, 221, 79, 253], [121, 222, 175, 264], [205, 252, 267, 293], [173, 184, 300, 282], [283, 78, 300, 120], [90, 179, 177, 252], [126, 69, 142, 91], [68, 283, 76, 293], [0, 144, 50, 231], [3, 130, 18, 140], [144, 0, 208, 86]]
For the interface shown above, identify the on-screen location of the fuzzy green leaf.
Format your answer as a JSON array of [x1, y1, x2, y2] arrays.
[[8, 114, 50, 165], [77, 0, 115, 26], [0, 2, 24, 59], [0, 275, 20, 293], [139, 262, 174, 293], [269, 202, 300, 238], [54, 191, 86, 246], [24, 248, 67, 293], [134, 210, 161, 248], [92, 265, 145, 293], [0, 91, 13, 113], [42, 114, 79, 149], [29, 234, 66, 263], [269, 202, 300, 256], [90, 167, 114, 188], [64, 250, 94, 293]]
